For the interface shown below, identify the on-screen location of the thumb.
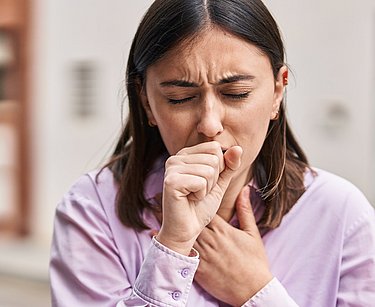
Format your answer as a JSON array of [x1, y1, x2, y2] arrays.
[[236, 185, 259, 235], [216, 145, 242, 192]]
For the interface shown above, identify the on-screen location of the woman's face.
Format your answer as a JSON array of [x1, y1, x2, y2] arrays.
[[142, 27, 286, 180]]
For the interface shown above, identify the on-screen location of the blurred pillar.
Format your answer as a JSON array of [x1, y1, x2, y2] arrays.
[[0, 0, 31, 236]]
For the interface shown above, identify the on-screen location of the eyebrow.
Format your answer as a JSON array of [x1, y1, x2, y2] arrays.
[[159, 74, 255, 88], [160, 80, 199, 87], [218, 74, 255, 84]]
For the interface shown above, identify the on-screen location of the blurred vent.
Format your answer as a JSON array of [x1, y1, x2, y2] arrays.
[[72, 61, 97, 118]]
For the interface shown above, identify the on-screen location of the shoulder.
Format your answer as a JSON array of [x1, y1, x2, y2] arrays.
[[56, 167, 118, 219], [307, 168, 360, 192], [305, 168, 370, 207], [66, 167, 116, 198], [301, 167, 374, 233]]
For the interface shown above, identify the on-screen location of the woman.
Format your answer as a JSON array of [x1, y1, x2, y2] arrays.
[[50, 0, 375, 306]]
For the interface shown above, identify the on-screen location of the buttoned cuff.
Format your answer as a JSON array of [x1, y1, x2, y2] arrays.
[[134, 237, 199, 307], [242, 278, 299, 307]]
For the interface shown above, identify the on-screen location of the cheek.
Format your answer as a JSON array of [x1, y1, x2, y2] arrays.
[[154, 113, 193, 155], [243, 123, 268, 158], [235, 106, 271, 164]]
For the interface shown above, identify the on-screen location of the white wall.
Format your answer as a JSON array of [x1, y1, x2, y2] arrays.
[[30, 0, 375, 243], [265, 0, 375, 203], [30, 0, 152, 243]]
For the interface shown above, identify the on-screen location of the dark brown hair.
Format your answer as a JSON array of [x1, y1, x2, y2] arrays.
[[107, 0, 309, 232]]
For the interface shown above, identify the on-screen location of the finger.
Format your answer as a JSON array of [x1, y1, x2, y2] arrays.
[[168, 160, 220, 193], [193, 235, 206, 255], [194, 229, 218, 257], [164, 173, 207, 200], [205, 213, 228, 231], [196, 225, 214, 245], [167, 163, 218, 196], [177, 141, 222, 156], [236, 185, 260, 236], [215, 145, 243, 193], [168, 153, 222, 170], [198, 215, 232, 244], [223, 146, 243, 171], [177, 141, 225, 172]]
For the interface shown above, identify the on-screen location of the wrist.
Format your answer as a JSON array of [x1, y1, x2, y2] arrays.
[[155, 232, 197, 256], [233, 271, 274, 306]]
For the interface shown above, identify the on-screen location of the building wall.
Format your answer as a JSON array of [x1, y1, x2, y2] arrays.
[[264, 0, 375, 202], [30, 0, 153, 242]]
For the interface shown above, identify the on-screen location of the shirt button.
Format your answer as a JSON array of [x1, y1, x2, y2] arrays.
[[171, 290, 182, 301], [181, 268, 190, 278]]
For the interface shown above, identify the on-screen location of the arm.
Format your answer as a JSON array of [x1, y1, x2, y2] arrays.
[[155, 142, 242, 256], [50, 189, 135, 306], [50, 177, 198, 307], [337, 207, 375, 306], [51, 141, 241, 306]]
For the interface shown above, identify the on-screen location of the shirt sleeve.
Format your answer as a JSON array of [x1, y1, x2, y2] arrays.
[[131, 238, 199, 307], [337, 207, 375, 306], [50, 187, 135, 307], [241, 278, 299, 307], [50, 176, 199, 307]]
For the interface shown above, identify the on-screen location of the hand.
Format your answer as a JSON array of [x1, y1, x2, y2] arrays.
[[193, 186, 273, 306], [156, 141, 242, 255]]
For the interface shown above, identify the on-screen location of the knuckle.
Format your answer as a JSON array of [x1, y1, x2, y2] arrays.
[[197, 176, 208, 189], [163, 173, 179, 187], [212, 141, 221, 148], [208, 167, 216, 179], [165, 158, 172, 168], [165, 155, 178, 167], [177, 147, 188, 155], [211, 154, 220, 166], [211, 141, 221, 150]]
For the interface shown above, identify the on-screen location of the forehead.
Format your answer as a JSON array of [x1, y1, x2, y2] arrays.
[[147, 27, 272, 83]]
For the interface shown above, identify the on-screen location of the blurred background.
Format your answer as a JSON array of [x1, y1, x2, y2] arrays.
[[0, 0, 374, 306]]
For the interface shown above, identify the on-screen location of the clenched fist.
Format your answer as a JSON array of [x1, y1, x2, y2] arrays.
[[156, 141, 242, 255]]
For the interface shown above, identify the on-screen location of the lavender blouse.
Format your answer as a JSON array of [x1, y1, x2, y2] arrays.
[[50, 161, 375, 306]]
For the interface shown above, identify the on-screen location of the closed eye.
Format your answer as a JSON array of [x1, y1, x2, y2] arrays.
[[168, 96, 196, 104], [223, 92, 250, 100]]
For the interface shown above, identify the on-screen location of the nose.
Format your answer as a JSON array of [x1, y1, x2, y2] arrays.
[[196, 97, 224, 138]]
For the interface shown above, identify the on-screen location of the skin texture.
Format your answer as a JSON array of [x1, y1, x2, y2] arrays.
[[194, 186, 272, 305], [141, 26, 286, 305]]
